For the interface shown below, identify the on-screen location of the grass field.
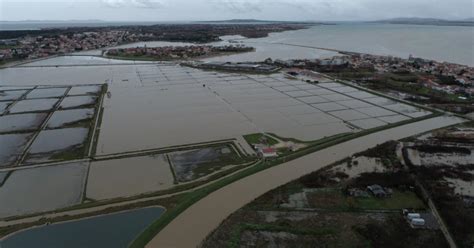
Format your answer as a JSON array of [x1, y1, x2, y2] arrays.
[[306, 188, 426, 210], [243, 133, 279, 146]]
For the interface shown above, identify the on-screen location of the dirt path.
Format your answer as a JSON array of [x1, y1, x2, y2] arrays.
[[146, 116, 465, 248]]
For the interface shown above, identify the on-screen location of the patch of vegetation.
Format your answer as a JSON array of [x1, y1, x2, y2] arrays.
[[243, 133, 279, 146], [354, 190, 425, 210], [227, 223, 336, 248], [353, 140, 400, 167], [416, 165, 474, 247], [47, 145, 86, 161], [355, 215, 448, 248], [301, 188, 425, 211], [350, 171, 415, 188], [48, 118, 92, 130], [414, 145, 471, 155]]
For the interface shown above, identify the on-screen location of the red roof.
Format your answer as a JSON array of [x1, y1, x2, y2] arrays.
[[262, 147, 276, 153]]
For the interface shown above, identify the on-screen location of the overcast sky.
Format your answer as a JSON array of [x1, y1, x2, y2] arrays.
[[0, 0, 473, 22]]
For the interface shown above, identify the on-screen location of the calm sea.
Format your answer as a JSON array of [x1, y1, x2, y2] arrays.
[[254, 23, 474, 66]]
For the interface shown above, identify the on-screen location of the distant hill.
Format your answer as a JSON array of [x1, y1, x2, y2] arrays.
[[373, 17, 474, 26], [201, 19, 317, 24]]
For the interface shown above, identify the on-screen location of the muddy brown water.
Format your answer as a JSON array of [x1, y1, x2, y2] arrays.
[[86, 155, 174, 200], [146, 116, 465, 248], [0, 162, 87, 218]]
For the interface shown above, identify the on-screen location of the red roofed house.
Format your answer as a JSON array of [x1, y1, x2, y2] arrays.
[[258, 147, 278, 160]]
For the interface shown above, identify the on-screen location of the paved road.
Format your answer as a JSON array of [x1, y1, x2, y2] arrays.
[[146, 116, 465, 248]]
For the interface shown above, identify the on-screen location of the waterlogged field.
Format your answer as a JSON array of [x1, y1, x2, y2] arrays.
[[89, 64, 429, 155], [86, 155, 174, 200], [0, 162, 87, 218], [0, 84, 103, 167]]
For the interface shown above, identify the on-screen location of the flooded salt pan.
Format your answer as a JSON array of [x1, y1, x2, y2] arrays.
[[86, 155, 174, 200], [0, 101, 12, 113], [350, 118, 387, 129], [25, 87, 68, 99], [0, 90, 28, 101], [46, 108, 95, 129], [0, 133, 34, 167], [59, 96, 97, 109], [68, 85, 102, 96], [8, 98, 59, 113], [0, 162, 87, 218], [24, 127, 89, 163], [0, 113, 48, 133]]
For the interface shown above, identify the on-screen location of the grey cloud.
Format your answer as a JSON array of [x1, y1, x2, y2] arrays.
[[1, 0, 473, 21]]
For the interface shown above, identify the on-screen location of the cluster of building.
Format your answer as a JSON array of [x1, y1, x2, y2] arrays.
[[351, 54, 474, 95], [269, 53, 474, 97], [189, 61, 280, 73], [0, 31, 129, 62], [106, 45, 253, 59]]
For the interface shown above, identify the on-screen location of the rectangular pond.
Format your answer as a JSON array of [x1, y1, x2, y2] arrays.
[[25, 87, 68, 99], [0, 207, 165, 248], [9, 99, 59, 114], [86, 154, 174, 200], [0, 162, 87, 218], [24, 127, 89, 163], [0, 90, 28, 101], [59, 96, 97, 109], [0, 133, 34, 167], [46, 108, 95, 129], [68, 85, 102, 96], [0, 113, 48, 133]]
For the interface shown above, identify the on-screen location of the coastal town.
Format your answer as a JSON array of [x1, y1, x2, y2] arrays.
[[0, 30, 130, 62], [273, 54, 474, 94], [106, 45, 254, 60], [0, 23, 308, 64]]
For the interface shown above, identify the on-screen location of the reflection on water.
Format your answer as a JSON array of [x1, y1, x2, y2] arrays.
[[0, 133, 34, 167]]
